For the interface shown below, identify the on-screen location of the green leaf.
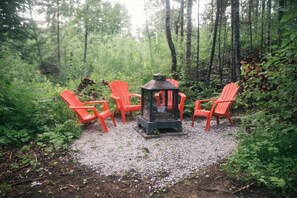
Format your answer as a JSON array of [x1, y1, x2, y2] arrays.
[[270, 177, 286, 188]]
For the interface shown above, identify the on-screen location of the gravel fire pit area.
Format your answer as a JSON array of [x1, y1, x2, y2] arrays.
[[71, 119, 238, 190]]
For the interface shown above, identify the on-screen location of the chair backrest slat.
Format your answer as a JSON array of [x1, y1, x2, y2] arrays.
[[61, 90, 90, 119], [109, 80, 131, 106], [215, 83, 239, 113]]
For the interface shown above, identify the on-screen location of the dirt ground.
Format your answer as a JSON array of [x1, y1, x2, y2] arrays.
[[0, 142, 273, 198]]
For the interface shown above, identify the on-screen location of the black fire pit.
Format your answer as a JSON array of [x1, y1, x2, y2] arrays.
[[137, 74, 182, 135]]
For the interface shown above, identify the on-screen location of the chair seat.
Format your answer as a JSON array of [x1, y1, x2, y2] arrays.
[[193, 110, 210, 117], [80, 114, 96, 123], [123, 105, 141, 112]]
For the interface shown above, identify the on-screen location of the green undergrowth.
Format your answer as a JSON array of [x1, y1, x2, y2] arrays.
[[224, 4, 297, 196]]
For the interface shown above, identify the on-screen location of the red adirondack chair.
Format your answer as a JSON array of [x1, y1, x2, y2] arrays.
[[155, 78, 187, 121], [60, 90, 116, 132], [191, 83, 239, 131], [109, 80, 141, 124]]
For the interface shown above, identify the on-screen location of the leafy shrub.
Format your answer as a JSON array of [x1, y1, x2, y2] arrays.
[[0, 46, 82, 148], [225, 3, 297, 196], [37, 120, 81, 150]]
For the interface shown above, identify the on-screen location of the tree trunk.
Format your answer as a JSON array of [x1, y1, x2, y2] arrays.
[[234, 0, 241, 80], [248, 0, 253, 56], [218, 0, 223, 85], [207, 0, 220, 84], [260, 0, 265, 58], [267, 0, 272, 53], [175, 0, 184, 38], [83, 3, 89, 64], [278, 0, 285, 46], [185, 0, 193, 80], [196, 0, 200, 81], [178, 0, 185, 74], [83, 25, 88, 64], [57, 0, 61, 67], [144, 3, 154, 70], [255, 0, 259, 35], [165, 0, 177, 79], [222, 15, 227, 80], [145, 21, 154, 71], [231, 0, 240, 81], [180, 0, 184, 39]]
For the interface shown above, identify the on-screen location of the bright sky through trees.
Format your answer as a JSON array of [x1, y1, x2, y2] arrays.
[[112, 0, 209, 32]]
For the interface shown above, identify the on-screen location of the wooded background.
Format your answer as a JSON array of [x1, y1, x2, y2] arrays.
[[0, 0, 285, 85]]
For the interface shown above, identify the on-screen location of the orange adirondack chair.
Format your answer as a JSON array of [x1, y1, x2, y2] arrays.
[[155, 79, 187, 121], [60, 90, 116, 132], [191, 83, 239, 131], [109, 80, 141, 124]]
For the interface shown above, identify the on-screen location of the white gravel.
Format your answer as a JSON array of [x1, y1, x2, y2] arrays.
[[70, 118, 238, 189]]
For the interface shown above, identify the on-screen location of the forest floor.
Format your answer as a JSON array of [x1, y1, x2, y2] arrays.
[[1, 115, 274, 198], [1, 143, 273, 198]]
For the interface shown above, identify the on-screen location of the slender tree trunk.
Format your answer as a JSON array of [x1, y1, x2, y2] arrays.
[[180, 0, 184, 38], [267, 0, 272, 53], [231, 0, 240, 81], [266, 0, 271, 53], [207, 0, 220, 84], [165, 0, 177, 79], [234, 0, 240, 80], [83, 3, 89, 64], [218, 0, 223, 85], [255, 0, 259, 35], [185, 0, 193, 80], [260, 0, 265, 58], [278, 0, 285, 46], [57, 0, 60, 67], [145, 21, 154, 70], [179, 0, 185, 74], [230, 1, 234, 81], [83, 25, 88, 64], [248, 0, 253, 56], [196, 0, 200, 81], [144, 2, 154, 70], [28, 0, 43, 64], [222, 16, 227, 77]]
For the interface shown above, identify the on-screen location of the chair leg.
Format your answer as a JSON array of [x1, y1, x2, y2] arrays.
[[179, 109, 183, 121], [110, 114, 117, 126], [98, 117, 108, 133], [191, 115, 196, 127], [205, 115, 211, 132], [226, 115, 234, 126], [215, 116, 219, 125], [120, 110, 127, 124]]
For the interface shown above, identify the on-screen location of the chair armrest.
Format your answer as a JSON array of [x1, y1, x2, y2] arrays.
[[129, 93, 141, 99], [214, 99, 235, 104], [178, 92, 187, 106], [194, 98, 217, 110], [83, 100, 111, 111], [110, 95, 120, 100], [83, 100, 108, 105], [70, 106, 96, 110], [110, 95, 124, 109], [179, 92, 186, 98], [196, 98, 216, 103]]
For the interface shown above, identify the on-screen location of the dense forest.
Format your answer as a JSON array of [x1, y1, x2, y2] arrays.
[[1, 0, 297, 196]]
